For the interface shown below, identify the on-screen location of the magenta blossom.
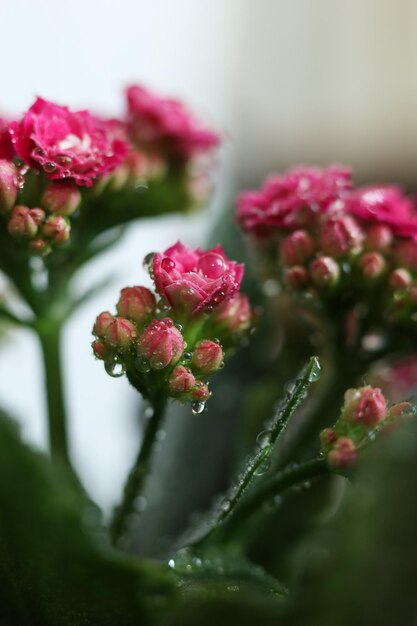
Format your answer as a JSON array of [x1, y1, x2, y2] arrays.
[[346, 185, 417, 238], [236, 165, 352, 237], [8, 98, 128, 186], [126, 85, 220, 160], [0, 118, 13, 160], [151, 241, 244, 315]]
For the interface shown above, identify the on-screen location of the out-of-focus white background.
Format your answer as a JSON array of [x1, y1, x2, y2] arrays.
[[1, 0, 417, 509]]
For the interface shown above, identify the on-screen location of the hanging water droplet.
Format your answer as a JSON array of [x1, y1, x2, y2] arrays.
[[191, 401, 206, 415], [256, 430, 271, 449], [308, 357, 321, 382], [105, 359, 124, 377], [143, 252, 155, 271], [43, 161, 57, 174], [135, 356, 151, 373]]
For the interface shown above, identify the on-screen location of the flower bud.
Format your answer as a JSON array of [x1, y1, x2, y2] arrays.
[[310, 256, 340, 287], [366, 224, 393, 251], [8, 206, 39, 239], [320, 215, 364, 258], [168, 365, 196, 395], [92, 339, 111, 360], [94, 311, 114, 337], [192, 340, 224, 374], [103, 316, 137, 350], [280, 230, 315, 266], [42, 215, 71, 245], [116, 286, 156, 325], [0, 160, 18, 213], [344, 386, 387, 426], [395, 239, 417, 270], [30, 238, 50, 255], [389, 268, 412, 289], [210, 293, 253, 335], [357, 252, 386, 280], [284, 265, 309, 289], [327, 436, 357, 470], [41, 181, 81, 216], [137, 317, 184, 370], [191, 381, 210, 401], [320, 427, 337, 450]]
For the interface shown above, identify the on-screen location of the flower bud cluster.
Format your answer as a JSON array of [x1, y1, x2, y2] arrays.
[[236, 166, 417, 328], [320, 385, 415, 470], [92, 243, 255, 410]]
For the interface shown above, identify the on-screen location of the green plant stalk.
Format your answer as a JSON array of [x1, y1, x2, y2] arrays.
[[37, 319, 71, 468], [216, 458, 329, 543], [110, 396, 167, 547]]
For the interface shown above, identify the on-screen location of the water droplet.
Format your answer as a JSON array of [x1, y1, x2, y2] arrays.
[[43, 161, 57, 174], [182, 351, 193, 361], [158, 298, 171, 312], [168, 559, 175, 569], [197, 252, 227, 279], [174, 322, 183, 331], [105, 359, 124, 377], [191, 401, 206, 415], [161, 257, 176, 272], [254, 457, 271, 476], [55, 154, 73, 167], [308, 357, 321, 382], [153, 360, 165, 370], [212, 289, 226, 304], [135, 356, 151, 373], [220, 499, 231, 512], [143, 252, 155, 271], [256, 430, 271, 449]]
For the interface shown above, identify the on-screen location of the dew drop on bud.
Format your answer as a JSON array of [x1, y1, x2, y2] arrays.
[[197, 252, 227, 279], [191, 400, 207, 415], [161, 257, 176, 272], [183, 351, 193, 361], [105, 359, 125, 377], [143, 252, 155, 271], [43, 161, 58, 174], [212, 289, 226, 304]]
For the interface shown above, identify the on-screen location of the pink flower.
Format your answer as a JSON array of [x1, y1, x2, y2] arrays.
[[151, 241, 244, 315], [346, 186, 417, 238], [344, 386, 387, 426], [8, 98, 128, 186], [236, 165, 351, 237], [126, 85, 220, 159], [0, 118, 14, 160]]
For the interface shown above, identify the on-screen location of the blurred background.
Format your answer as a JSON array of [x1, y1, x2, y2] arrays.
[[1, 0, 417, 510]]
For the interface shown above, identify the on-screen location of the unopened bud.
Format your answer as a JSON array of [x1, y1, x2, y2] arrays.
[[42, 215, 71, 245], [103, 317, 137, 350], [327, 436, 357, 470], [94, 311, 114, 337], [310, 256, 340, 287], [320, 215, 364, 258], [357, 252, 386, 279], [366, 224, 393, 251], [116, 286, 156, 325], [92, 339, 111, 360], [192, 340, 223, 374], [0, 160, 18, 213], [168, 365, 196, 395], [41, 181, 81, 216], [284, 265, 309, 289], [30, 238, 50, 255], [280, 230, 315, 266], [211, 293, 253, 335], [344, 386, 387, 426], [191, 381, 210, 401], [389, 268, 412, 289], [8, 206, 38, 239], [137, 318, 184, 370], [320, 427, 337, 451]]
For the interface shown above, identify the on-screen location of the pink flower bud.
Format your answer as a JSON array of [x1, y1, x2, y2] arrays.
[[395, 239, 417, 270], [42, 215, 71, 245], [327, 437, 357, 470], [284, 265, 309, 289], [320, 215, 364, 258], [191, 381, 210, 401], [137, 317, 184, 370], [357, 252, 386, 279], [168, 365, 196, 394], [344, 386, 387, 426], [210, 293, 253, 335], [320, 427, 337, 450], [94, 311, 114, 337], [92, 339, 111, 360], [103, 317, 137, 350], [0, 160, 18, 213], [310, 256, 340, 287], [8, 206, 39, 239], [366, 224, 393, 251], [389, 401, 414, 419], [116, 286, 156, 325], [192, 340, 223, 374], [30, 238, 50, 255], [41, 181, 81, 216], [389, 268, 412, 289], [280, 230, 315, 266]]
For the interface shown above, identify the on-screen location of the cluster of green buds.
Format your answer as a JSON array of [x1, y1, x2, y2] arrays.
[[320, 385, 415, 469], [92, 242, 255, 413]]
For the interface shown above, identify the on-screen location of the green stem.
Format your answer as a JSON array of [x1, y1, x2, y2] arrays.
[[110, 397, 167, 547], [216, 458, 329, 543], [37, 320, 71, 467]]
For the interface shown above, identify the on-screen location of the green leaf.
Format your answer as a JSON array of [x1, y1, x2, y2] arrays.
[[0, 411, 175, 626]]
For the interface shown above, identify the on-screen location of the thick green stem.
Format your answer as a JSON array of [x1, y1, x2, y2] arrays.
[[110, 397, 167, 547], [216, 458, 329, 543], [37, 320, 71, 467]]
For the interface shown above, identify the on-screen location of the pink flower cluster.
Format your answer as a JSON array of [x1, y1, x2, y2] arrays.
[[92, 242, 254, 408], [126, 85, 220, 160]]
